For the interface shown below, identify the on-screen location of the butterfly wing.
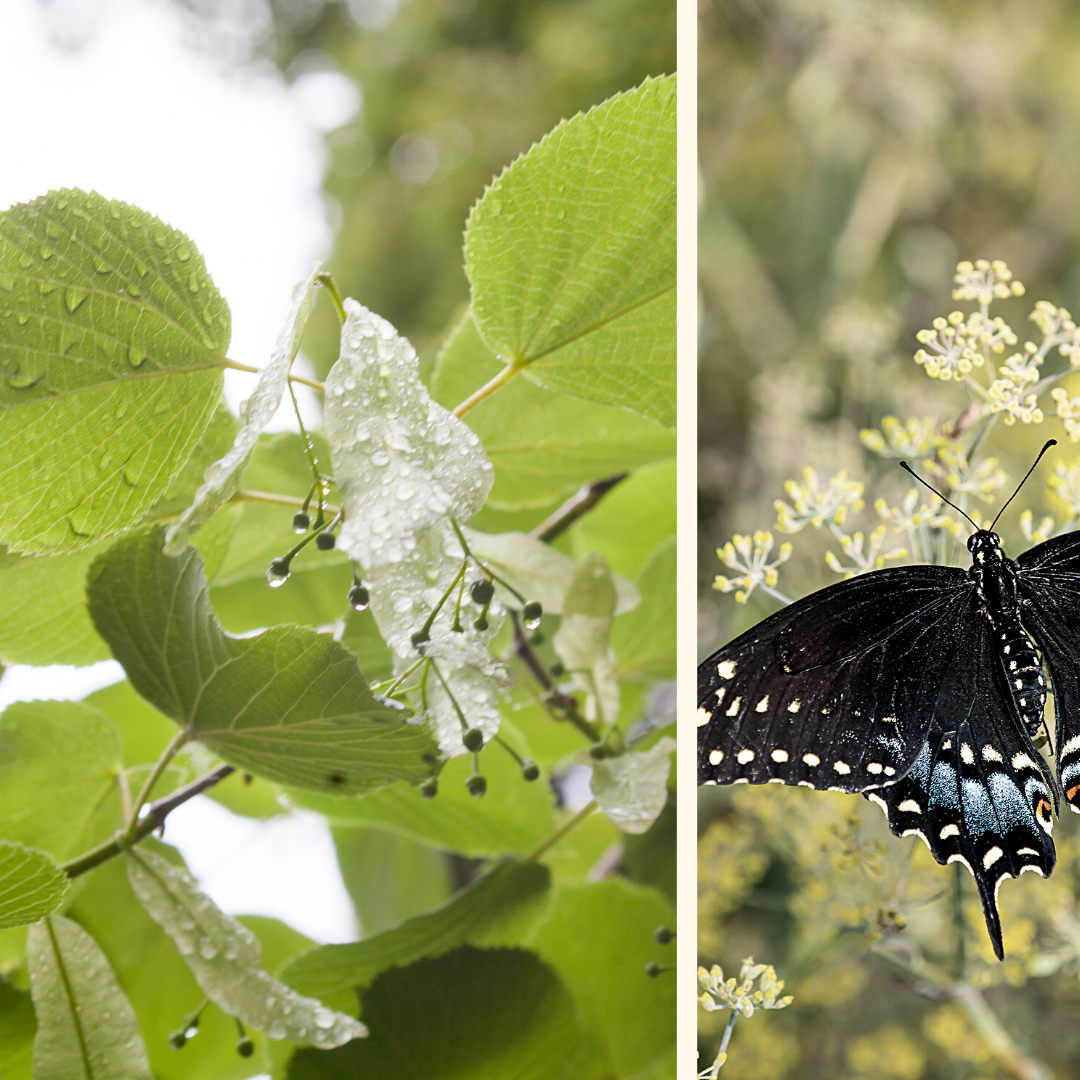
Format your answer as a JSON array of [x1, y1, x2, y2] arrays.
[[867, 602, 1057, 960], [1016, 530, 1080, 815], [698, 565, 971, 791]]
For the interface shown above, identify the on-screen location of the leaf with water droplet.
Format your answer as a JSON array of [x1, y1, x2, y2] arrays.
[[126, 848, 367, 1049], [323, 300, 492, 573], [588, 736, 675, 834], [88, 526, 438, 793], [0, 189, 230, 553], [552, 552, 621, 724], [164, 264, 320, 554], [0, 842, 68, 929], [465, 76, 675, 426], [27, 915, 153, 1079]]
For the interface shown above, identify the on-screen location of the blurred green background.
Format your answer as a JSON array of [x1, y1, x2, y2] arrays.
[[700, 1, 1080, 1078]]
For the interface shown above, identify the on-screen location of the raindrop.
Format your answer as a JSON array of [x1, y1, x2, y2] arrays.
[[396, 484, 415, 501], [198, 937, 218, 959], [64, 287, 89, 312], [128, 348, 148, 368], [372, 451, 391, 466], [38, 245, 54, 260], [355, 425, 370, 441], [343, 376, 356, 391], [269, 1021, 287, 1040]]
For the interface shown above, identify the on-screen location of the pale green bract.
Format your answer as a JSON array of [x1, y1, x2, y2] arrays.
[[325, 299, 493, 571], [0, 842, 68, 928], [27, 915, 152, 1080], [463, 528, 639, 616], [125, 847, 367, 1048], [0, 189, 228, 553], [88, 527, 439, 794], [553, 552, 621, 723], [588, 737, 676, 834], [465, 76, 676, 426], [164, 264, 321, 553]]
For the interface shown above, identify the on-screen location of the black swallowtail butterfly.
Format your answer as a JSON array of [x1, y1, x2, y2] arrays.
[[698, 441, 1080, 959]]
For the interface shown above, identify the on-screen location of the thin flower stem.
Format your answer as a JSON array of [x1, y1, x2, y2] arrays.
[[430, 659, 470, 733], [718, 1010, 738, 1056], [316, 272, 347, 325], [417, 562, 468, 638], [221, 358, 325, 393], [524, 799, 597, 863], [288, 380, 322, 486], [376, 657, 426, 697], [448, 518, 527, 604], [125, 729, 189, 841], [233, 489, 341, 517], [759, 584, 794, 606], [453, 358, 525, 417], [529, 475, 628, 543]]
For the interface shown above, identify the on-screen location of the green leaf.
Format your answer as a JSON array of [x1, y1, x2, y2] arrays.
[[288, 741, 557, 857], [210, 562, 353, 635], [465, 77, 675, 426], [0, 701, 122, 860], [69, 846, 275, 1080], [589, 737, 675, 835], [432, 310, 674, 508], [287, 947, 603, 1080], [526, 880, 675, 1076], [332, 827, 452, 937], [148, 403, 239, 519], [27, 915, 152, 1079], [0, 978, 35, 1080], [164, 266, 320, 554], [336, 608, 394, 683], [0, 189, 228, 553], [0, 845, 68, 929], [611, 535, 676, 678], [568, 457, 675, 579], [125, 847, 366, 1048], [281, 861, 551, 1002], [87, 527, 438, 796], [0, 543, 111, 666]]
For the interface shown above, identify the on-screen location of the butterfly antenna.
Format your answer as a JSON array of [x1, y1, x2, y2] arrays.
[[990, 439, 1058, 530], [898, 460, 980, 530]]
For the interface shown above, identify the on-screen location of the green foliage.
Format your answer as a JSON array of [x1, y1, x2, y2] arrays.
[[466, 76, 676, 426], [432, 309, 674, 508], [0, 847, 68, 930], [0, 190, 226, 553], [87, 528, 437, 795], [27, 915, 152, 1079], [287, 947, 602, 1080], [0, 18, 675, 1075]]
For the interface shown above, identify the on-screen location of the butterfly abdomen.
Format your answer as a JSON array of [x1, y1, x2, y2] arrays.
[[992, 617, 1046, 740]]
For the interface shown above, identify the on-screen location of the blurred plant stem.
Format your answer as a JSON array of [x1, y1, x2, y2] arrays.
[[872, 941, 1052, 1080]]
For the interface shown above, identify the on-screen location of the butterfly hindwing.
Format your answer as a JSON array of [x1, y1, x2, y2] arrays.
[[699, 565, 971, 792], [866, 609, 1056, 959], [1017, 532, 1080, 815]]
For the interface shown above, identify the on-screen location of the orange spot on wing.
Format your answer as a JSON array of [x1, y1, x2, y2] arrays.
[[1067, 785, 1080, 802]]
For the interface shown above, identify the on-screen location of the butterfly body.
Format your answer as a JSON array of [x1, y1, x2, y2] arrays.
[[699, 527, 1080, 959]]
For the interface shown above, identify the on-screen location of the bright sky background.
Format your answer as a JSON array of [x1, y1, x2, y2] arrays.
[[0, 0, 364, 965]]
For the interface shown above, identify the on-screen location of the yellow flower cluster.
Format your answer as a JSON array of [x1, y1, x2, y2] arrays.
[[1050, 388, 1080, 441], [874, 488, 973, 537], [698, 958, 793, 1019], [914, 311, 1014, 380], [1019, 509, 1054, 544], [825, 525, 909, 578], [952, 258, 1025, 305], [988, 344, 1045, 424], [1030, 300, 1080, 365], [713, 531, 792, 605], [774, 468, 864, 533], [1048, 458, 1080, 519], [859, 416, 950, 459]]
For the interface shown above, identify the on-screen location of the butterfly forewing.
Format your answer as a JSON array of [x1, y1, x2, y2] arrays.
[[1017, 531, 1080, 815], [866, 608, 1056, 960], [699, 566, 971, 791]]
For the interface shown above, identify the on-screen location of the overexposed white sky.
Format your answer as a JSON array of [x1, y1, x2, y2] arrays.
[[0, 0, 361, 949]]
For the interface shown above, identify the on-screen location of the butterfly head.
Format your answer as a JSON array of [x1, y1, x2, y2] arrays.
[[967, 530, 1003, 558]]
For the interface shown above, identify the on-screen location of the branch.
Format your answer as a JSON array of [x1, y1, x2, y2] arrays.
[[529, 474, 628, 543], [61, 764, 235, 879]]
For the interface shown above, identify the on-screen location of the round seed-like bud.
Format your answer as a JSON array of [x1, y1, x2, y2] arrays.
[[316, 531, 336, 551], [654, 926, 673, 945], [521, 600, 543, 629], [550, 661, 565, 677], [529, 630, 544, 645], [265, 558, 291, 588], [462, 727, 484, 753], [411, 629, 430, 647], [169, 1031, 187, 1051], [521, 760, 540, 782], [466, 773, 487, 798], [348, 584, 370, 611], [420, 777, 438, 800], [470, 578, 494, 606], [236, 1036, 255, 1058], [292, 511, 310, 534], [473, 616, 489, 631], [645, 962, 662, 978]]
